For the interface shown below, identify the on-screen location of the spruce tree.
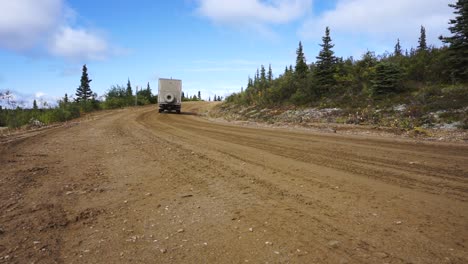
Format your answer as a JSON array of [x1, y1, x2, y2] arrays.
[[248, 77, 253, 88], [372, 62, 403, 96], [260, 65, 267, 86], [255, 69, 260, 83], [75, 64, 93, 102], [198, 91, 201, 100], [418, 26, 427, 51], [394, 39, 402, 56], [126, 78, 133, 96], [440, 0, 468, 82], [268, 64, 273, 83], [295, 41, 308, 79], [64, 93, 69, 104], [33, 99, 38, 110], [315, 27, 337, 95]]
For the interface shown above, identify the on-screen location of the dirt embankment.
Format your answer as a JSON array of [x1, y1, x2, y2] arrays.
[[1, 102, 467, 263], [207, 103, 468, 143]]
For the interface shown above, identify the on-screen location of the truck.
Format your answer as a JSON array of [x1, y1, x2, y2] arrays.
[[158, 78, 182, 114]]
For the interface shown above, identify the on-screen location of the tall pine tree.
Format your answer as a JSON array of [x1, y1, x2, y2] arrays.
[[260, 65, 267, 86], [315, 27, 337, 96], [394, 38, 402, 56], [440, 0, 468, 82], [418, 25, 427, 51], [75, 64, 93, 102], [295, 41, 308, 79], [126, 78, 133, 96], [267, 64, 273, 83]]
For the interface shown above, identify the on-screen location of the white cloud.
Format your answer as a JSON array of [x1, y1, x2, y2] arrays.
[[49, 27, 109, 61], [0, 0, 63, 50], [0, 0, 116, 61], [299, 0, 452, 54], [35, 92, 46, 98], [0, 89, 59, 109], [195, 0, 312, 34]]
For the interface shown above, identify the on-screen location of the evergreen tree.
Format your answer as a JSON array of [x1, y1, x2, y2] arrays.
[[418, 26, 427, 51], [248, 77, 253, 88], [295, 41, 308, 79], [315, 27, 337, 95], [33, 99, 38, 110], [394, 39, 402, 56], [440, 0, 468, 82], [198, 91, 201, 100], [182, 92, 185, 100], [268, 64, 273, 83], [372, 62, 403, 96], [260, 65, 267, 86], [64, 93, 69, 104], [75, 64, 93, 102], [126, 78, 133, 96], [146, 82, 151, 93]]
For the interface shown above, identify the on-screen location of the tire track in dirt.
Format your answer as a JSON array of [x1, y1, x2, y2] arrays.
[[135, 104, 468, 263], [1, 103, 467, 263]]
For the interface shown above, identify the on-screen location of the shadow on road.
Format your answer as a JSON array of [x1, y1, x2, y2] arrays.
[[158, 111, 198, 116]]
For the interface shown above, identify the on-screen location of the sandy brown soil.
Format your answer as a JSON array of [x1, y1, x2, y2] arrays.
[[1, 102, 467, 264]]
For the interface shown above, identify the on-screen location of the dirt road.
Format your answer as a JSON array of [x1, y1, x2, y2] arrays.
[[1, 102, 467, 263]]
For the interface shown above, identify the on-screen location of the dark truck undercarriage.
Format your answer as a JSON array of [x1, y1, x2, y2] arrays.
[[158, 103, 181, 114]]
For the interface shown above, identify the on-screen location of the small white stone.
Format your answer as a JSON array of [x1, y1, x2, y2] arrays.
[[328, 240, 340, 248]]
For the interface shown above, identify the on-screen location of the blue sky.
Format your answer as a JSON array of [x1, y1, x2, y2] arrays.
[[0, 0, 453, 107]]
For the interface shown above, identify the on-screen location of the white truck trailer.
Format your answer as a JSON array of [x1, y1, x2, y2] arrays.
[[158, 78, 182, 113]]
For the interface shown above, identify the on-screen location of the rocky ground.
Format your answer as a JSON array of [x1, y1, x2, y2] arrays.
[[206, 104, 468, 143]]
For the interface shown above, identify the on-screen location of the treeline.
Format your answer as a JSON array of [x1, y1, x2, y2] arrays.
[[181, 91, 222, 102], [0, 65, 157, 128], [226, 1, 467, 114], [104, 79, 157, 109]]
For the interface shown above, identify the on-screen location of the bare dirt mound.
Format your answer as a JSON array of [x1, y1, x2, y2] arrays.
[[1, 102, 467, 263]]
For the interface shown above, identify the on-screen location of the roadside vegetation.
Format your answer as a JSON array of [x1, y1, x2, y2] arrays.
[[0, 65, 157, 128], [222, 1, 468, 131]]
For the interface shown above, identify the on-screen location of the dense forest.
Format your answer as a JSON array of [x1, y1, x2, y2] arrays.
[[224, 0, 467, 129]]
